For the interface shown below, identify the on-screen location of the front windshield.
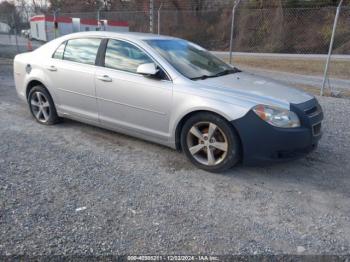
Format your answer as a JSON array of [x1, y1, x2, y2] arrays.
[[145, 39, 234, 80]]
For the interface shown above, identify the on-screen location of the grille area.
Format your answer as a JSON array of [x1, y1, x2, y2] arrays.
[[291, 98, 324, 137], [312, 122, 322, 136], [304, 104, 322, 118], [304, 106, 318, 116]]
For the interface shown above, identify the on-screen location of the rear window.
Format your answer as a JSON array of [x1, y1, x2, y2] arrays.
[[61, 38, 101, 65]]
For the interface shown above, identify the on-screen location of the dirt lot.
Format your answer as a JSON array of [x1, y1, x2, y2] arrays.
[[0, 58, 350, 255]]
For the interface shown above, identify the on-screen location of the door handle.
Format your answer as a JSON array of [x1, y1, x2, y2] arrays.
[[47, 65, 57, 72], [97, 75, 112, 82]]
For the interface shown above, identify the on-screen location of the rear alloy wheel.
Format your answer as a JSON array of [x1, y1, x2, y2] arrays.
[[30, 91, 50, 123], [28, 85, 60, 125], [181, 113, 241, 172]]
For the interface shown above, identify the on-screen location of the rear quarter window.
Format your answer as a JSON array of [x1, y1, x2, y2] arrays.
[[52, 42, 66, 59]]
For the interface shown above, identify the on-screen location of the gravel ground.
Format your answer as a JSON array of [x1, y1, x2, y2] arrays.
[[0, 58, 350, 256]]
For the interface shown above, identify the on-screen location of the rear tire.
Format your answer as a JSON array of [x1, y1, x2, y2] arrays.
[[181, 112, 241, 172], [28, 85, 60, 125]]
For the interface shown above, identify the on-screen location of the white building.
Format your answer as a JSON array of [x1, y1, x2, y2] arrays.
[[79, 18, 129, 33], [106, 20, 129, 32], [30, 15, 73, 41], [30, 15, 129, 42], [80, 18, 99, 32]]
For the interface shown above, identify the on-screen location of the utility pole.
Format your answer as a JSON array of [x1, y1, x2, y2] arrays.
[[229, 0, 241, 64], [321, 0, 344, 96], [53, 9, 58, 39], [97, 6, 103, 31], [150, 0, 154, 33], [12, 12, 19, 53], [158, 2, 163, 35]]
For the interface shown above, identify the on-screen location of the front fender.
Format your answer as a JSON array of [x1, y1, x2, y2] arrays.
[[169, 91, 252, 144]]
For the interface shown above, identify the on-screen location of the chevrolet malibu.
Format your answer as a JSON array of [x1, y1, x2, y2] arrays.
[[14, 32, 323, 172]]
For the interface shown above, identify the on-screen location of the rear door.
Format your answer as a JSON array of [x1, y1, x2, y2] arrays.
[[47, 37, 102, 121], [95, 38, 173, 139]]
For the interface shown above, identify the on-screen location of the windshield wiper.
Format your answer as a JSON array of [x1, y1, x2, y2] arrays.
[[190, 75, 211, 80], [214, 67, 241, 77], [190, 67, 241, 81]]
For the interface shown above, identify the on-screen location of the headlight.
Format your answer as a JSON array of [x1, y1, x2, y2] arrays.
[[252, 104, 300, 128]]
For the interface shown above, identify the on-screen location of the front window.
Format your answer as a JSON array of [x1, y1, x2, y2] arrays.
[[145, 39, 236, 80], [104, 39, 153, 73]]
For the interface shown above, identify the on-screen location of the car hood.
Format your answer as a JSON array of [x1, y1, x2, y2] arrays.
[[195, 72, 313, 107]]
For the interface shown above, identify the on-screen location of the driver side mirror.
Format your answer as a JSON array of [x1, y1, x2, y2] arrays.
[[137, 63, 159, 76]]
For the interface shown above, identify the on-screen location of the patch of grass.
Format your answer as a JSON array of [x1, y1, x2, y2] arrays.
[[226, 56, 350, 80]]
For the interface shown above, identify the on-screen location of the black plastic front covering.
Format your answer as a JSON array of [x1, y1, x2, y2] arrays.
[[232, 98, 323, 165]]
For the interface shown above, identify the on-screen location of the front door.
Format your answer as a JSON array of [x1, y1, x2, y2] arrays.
[[95, 39, 172, 139]]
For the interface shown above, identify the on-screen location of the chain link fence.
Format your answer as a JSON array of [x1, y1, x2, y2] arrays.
[[234, 7, 345, 54], [1, 4, 349, 97], [57, 6, 350, 54]]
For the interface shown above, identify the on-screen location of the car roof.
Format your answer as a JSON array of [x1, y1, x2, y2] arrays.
[[64, 31, 179, 41]]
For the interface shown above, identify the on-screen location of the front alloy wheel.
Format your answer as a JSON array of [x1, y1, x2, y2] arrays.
[[187, 122, 228, 166], [181, 113, 241, 172]]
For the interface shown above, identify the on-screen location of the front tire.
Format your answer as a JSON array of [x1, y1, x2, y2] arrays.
[[181, 112, 241, 172], [28, 85, 60, 125]]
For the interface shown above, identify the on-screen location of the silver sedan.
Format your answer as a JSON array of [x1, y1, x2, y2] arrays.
[[14, 32, 323, 172]]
